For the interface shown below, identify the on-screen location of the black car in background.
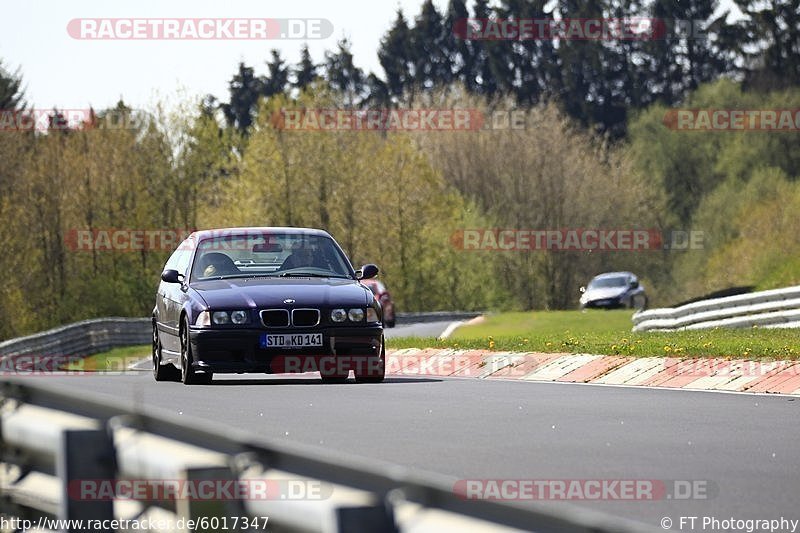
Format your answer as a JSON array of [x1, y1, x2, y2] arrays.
[[152, 227, 385, 384], [579, 271, 648, 310]]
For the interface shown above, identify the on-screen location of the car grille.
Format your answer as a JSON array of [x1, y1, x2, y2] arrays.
[[261, 309, 290, 328], [292, 308, 320, 327], [260, 308, 321, 327]]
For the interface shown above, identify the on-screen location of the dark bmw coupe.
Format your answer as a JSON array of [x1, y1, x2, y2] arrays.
[[152, 228, 385, 385]]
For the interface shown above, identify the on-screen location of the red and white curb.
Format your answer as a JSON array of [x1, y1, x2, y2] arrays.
[[385, 349, 800, 396]]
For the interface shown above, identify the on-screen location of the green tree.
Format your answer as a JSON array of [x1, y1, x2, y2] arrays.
[[735, 0, 800, 89], [293, 45, 318, 90], [0, 59, 25, 110], [643, 0, 737, 106], [410, 0, 453, 89], [263, 49, 289, 97], [499, 0, 560, 105], [468, 0, 512, 96], [221, 62, 262, 134], [444, 0, 474, 89], [324, 39, 365, 106], [379, 10, 414, 100]]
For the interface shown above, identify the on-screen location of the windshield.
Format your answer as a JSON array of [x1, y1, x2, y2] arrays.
[[191, 233, 352, 280], [589, 277, 628, 289]]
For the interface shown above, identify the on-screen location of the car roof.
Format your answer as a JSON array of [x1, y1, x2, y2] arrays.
[[592, 271, 634, 279], [188, 227, 332, 241]]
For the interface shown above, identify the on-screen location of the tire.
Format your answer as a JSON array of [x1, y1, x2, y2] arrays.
[[180, 318, 212, 385], [355, 341, 385, 384], [152, 322, 179, 382]]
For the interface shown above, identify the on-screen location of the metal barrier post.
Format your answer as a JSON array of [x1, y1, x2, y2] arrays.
[[58, 429, 116, 531]]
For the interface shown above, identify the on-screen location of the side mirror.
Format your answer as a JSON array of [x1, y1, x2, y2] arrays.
[[630, 280, 639, 288], [161, 269, 182, 284], [579, 286, 586, 293], [356, 264, 379, 280]]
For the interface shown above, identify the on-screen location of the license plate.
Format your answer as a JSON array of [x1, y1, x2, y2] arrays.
[[261, 333, 323, 349]]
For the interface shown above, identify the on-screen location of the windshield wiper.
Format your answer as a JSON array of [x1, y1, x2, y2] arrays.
[[278, 272, 348, 278]]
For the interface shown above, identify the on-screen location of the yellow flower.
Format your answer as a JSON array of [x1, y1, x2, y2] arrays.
[[664, 346, 672, 352]]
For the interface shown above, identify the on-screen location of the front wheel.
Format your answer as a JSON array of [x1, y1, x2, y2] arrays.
[[153, 322, 179, 382], [180, 319, 212, 385]]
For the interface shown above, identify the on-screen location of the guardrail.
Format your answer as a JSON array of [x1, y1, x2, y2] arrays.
[[395, 311, 482, 324], [0, 318, 151, 358], [0, 380, 655, 532], [632, 286, 800, 332]]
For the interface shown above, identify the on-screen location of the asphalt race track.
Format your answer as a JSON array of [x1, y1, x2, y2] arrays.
[[383, 320, 456, 339], [7, 338, 799, 530]]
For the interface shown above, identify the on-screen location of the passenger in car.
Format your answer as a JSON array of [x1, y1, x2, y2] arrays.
[[195, 252, 239, 278]]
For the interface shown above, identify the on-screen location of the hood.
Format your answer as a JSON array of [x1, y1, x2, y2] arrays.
[[191, 277, 372, 309], [581, 286, 627, 302]]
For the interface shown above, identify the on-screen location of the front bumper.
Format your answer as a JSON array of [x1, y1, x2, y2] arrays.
[[188, 325, 383, 374], [582, 298, 624, 309]]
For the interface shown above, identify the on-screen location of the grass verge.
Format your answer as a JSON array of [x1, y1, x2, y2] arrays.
[[63, 345, 150, 371], [387, 310, 800, 360]]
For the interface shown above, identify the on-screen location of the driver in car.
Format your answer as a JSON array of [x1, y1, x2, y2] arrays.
[[280, 243, 326, 270]]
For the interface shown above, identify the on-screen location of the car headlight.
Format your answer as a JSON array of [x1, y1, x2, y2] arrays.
[[331, 308, 347, 322], [195, 311, 211, 327], [212, 311, 230, 325], [348, 308, 365, 322], [230, 310, 249, 324], [366, 307, 379, 323]]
